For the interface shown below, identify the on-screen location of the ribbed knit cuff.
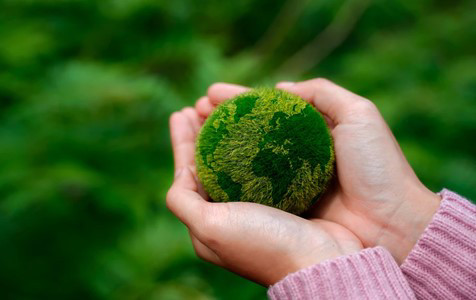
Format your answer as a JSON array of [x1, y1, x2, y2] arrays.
[[401, 189, 476, 300], [268, 247, 415, 300]]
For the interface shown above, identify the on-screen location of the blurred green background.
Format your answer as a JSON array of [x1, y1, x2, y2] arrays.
[[0, 0, 475, 299]]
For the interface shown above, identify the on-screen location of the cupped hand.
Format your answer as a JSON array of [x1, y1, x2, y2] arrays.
[[195, 79, 440, 264], [275, 79, 441, 264], [167, 98, 362, 286]]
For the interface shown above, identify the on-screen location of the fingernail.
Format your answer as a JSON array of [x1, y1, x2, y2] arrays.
[[276, 81, 295, 89], [175, 167, 184, 178]]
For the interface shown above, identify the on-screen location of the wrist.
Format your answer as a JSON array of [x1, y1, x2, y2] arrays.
[[377, 184, 441, 264], [273, 226, 362, 285]]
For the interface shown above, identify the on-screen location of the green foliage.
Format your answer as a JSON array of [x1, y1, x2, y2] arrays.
[[196, 88, 334, 214], [0, 0, 475, 299]]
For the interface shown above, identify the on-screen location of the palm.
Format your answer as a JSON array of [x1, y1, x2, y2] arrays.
[[308, 119, 405, 247], [307, 105, 425, 250], [206, 201, 362, 285]]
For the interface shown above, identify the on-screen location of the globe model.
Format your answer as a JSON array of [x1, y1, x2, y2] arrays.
[[195, 87, 335, 215]]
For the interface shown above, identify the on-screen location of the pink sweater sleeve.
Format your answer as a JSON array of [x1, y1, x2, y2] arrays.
[[268, 189, 476, 300], [268, 247, 416, 299], [401, 189, 476, 299]]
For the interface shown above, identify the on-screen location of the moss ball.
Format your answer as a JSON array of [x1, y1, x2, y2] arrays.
[[195, 87, 335, 214]]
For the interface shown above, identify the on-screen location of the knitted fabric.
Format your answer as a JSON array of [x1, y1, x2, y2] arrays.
[[268, 247, 416, 299], [401, 189, 476, 299], [268, 190, 476, 299]]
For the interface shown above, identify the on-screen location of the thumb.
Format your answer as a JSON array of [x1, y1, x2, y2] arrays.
[[167, 167, 206, 227], [276, 78, 365, 124], [174, 166, 198, 192]]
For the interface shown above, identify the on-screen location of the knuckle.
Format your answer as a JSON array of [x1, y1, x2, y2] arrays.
[[165, 188, 177, 211], [193, 246, 207, 261], [169, 111, 180, 123], [207, 82, 222, 95], [351, 99, 378, 115], [343, 99, 381, 125], [193, 246, 217, 264], [196, 96, 208, 106], [309, 77, 332, 90], [181, 106, 194, 114], [201, 234, 221, 250]]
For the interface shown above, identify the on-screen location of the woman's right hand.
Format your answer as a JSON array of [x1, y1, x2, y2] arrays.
[[275, 79, 441, 264]]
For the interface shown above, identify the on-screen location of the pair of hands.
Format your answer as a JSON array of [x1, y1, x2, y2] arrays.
[[167, 78, 440, 286]]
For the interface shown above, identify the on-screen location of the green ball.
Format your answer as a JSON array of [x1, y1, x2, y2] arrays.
[[195, 87, 335, 214]]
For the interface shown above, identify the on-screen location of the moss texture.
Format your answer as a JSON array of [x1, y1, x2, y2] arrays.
[[195, 88, 335, 214]]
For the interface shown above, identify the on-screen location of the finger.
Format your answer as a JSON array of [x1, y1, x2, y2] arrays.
[[207, 82, 249, 106], [195, 96, 214, 120], [189, 231, 222, 265], [166, 167, 206, 227], [169, 111, 196, 172], [276, 78, 367, 124], [181, 107, 201, 135]]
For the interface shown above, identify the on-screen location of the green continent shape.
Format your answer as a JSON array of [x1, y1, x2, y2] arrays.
[[198, 106, 230, 169], [234, 94, 258, 123], [216, 171, 242, 201], [201, 94, 258, 201], [252, 104, 332, 205]]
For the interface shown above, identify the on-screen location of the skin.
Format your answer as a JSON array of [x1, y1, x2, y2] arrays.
[[167, 78, 440, 286]]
